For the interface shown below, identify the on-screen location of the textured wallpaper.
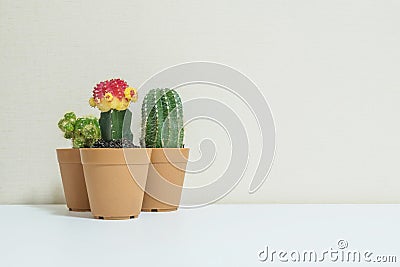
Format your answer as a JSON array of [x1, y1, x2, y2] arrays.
[[1, 0, 400, 204]]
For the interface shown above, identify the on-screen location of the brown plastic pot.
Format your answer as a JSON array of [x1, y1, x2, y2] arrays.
[[56, 148, 90, 212], [80, 148, 152, 220], [142, 148, 190, 212]]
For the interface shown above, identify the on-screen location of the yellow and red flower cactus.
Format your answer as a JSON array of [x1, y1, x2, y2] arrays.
[[89, 78, 137, 112]]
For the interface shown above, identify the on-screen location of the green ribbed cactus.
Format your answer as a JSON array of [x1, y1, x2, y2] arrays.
[[141, 89, 184, 148], [99, 110, 133, 142], [58, 112, 101, 148]]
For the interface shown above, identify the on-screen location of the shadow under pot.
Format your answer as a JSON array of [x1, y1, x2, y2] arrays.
[[56, 148, 91, 212], [80, 148, 152, 220], [142, 148, 190, 212]]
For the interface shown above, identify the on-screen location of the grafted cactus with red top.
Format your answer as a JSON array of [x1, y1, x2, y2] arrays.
[[89, 78, 137, 112], [89, 78, 138, 142]]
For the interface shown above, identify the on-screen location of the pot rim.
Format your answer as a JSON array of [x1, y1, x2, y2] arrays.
[[56, 148, 81, 163], [147, 147, 190, 150], [80, 148, 152, 151], [80, 147, 153, 165]]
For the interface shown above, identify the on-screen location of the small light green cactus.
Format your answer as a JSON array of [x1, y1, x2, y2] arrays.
[[58, 112, 101, 148], [141, 88, 184, 148]]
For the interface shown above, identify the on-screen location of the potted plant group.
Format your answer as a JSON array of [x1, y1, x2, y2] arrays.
[[140, 88, 190, 212], [56, 112, 101, 211], [80, 78, 152, 220]]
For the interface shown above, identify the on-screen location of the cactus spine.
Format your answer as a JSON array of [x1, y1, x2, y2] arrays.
[[141, 88, 184, 148]]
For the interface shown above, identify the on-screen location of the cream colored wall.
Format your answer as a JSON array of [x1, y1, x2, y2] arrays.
[[1, 0, 400, 204]]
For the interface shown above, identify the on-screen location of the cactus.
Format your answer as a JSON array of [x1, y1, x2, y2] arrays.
[[58, 112, 101, 148], [99, 109, 133, 141], [141, 88, 184, 148], [89, 78, 137, 142]]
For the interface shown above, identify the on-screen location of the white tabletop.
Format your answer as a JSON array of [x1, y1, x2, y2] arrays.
[[0, 204, 399, 267]]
